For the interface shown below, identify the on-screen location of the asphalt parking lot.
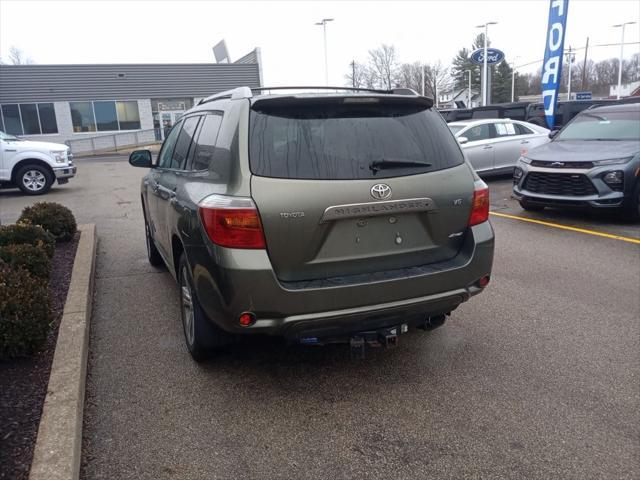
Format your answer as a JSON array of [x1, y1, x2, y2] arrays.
[[1, 156, 638, 479]]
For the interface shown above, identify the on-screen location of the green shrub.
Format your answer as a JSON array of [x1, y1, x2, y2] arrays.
[[18, 202, 77, 242], [0, 224, 55, 258], [0, 260, 51, 359], [0, 244, 51, 280]]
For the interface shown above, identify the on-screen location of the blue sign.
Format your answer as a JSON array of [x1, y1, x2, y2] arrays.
[[541, 0, 570, 128], [470, 48, 505, 65], [576, 91, 592, 100]]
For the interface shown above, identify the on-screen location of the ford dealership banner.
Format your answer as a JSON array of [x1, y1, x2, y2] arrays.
[[541, 0, 569, 129]]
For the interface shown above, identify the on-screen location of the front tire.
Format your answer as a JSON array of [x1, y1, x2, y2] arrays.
[[16, 164, 53, 195], [178, 254, 230, 362]]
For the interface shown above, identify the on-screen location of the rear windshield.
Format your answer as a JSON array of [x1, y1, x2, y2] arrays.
[[556, 110, 640, 141], [249, 103, 464, 180]]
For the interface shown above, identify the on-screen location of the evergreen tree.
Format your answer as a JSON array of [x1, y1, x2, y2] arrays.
[[492, 60, 513, 103], [451, 34, 487, 94]]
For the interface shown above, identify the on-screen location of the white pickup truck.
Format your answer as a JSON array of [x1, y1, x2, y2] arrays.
[[0, 130, 76, 195]]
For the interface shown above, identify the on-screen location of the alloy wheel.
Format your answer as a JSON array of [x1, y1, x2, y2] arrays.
[[181, 267, 195, 346], [22, 170, 47, 192]]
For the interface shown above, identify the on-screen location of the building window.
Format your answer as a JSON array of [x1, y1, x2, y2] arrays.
[[70, 102, 97, 132], [0, 103, 58, 135], [94, 101, 119, 131], [70, 100, 140, 133], [116, 101, 141, 130], [38, 103, 58, 134]]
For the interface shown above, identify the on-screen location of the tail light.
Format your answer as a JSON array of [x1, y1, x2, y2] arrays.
[[198, 195, 266, 249], [468, 184, 490, 226]]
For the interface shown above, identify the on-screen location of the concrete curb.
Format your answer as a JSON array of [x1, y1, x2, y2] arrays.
[[29, 224, 97, 480]]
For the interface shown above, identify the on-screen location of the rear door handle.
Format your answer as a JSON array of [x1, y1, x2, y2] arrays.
[[483, 145, 493, 150], [520, 140, 530, 144]]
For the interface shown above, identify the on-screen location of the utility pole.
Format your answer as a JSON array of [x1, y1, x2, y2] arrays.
[[421, 64, 425, 96], [315, 18, 334, 86], [466, 69, 472, 107], [612, 22, 636, 99], [580, 37, 589, 91], [476, 22, 497, 106]]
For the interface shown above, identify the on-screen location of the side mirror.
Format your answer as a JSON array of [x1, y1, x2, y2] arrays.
[[129, 149, 153, 168], [548, 129, 560, 139], [457, 136, 469, 145]]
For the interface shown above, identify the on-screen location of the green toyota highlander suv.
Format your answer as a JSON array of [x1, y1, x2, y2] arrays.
[[129, 86, 495, 361]]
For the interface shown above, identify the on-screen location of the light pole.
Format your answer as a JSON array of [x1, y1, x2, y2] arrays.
[[465, 69, 472, 107], [565, 47, 575, 100], [510, 56, 520, 103], [315, 18, 334, 86], [476, 21, 497, 106], [612, 21, 636, 99]]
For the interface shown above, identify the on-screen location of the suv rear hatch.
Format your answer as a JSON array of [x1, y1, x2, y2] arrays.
[[249, 95, 474, 283]]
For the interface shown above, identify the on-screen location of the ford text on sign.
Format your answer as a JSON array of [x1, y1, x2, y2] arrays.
[[541, 0, 570, 129], [470, 48, 505, 65]]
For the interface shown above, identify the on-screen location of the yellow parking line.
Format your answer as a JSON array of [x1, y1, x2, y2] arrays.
[[489, 211, 640, 245]]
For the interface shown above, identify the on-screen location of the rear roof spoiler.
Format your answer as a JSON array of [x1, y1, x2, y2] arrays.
[[251, 92, 434, 111]]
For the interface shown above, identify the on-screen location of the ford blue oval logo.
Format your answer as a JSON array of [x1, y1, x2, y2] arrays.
[[470, 48, 505, 65]]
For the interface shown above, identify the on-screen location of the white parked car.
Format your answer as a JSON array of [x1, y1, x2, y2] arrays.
[[449, 119, 550, 175], [0, 131, 76, 195]]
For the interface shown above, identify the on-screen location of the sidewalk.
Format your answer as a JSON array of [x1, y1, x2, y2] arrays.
[[73, 143, 161, 159]]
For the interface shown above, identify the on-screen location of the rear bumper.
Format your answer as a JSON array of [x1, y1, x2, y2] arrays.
[[189, 221, 494, 336]]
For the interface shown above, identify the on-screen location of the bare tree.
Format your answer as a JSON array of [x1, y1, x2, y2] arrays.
[[368, 44, 400, 89], [345, 61, 374, 88], [423, 61, 451, 100], [7, 46, 34, 65]]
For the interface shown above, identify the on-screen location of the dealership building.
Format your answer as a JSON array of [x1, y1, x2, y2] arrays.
[[0, 48, 262, 151]]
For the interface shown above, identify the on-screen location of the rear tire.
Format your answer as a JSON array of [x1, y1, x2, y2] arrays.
[[519, 200, 544, 212], [178, 254, 230, 362], [16, 164, 53, 195], [145, 220, 164, 267], [623, 181, 640, 222]]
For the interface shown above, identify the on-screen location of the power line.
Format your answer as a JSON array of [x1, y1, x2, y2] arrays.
[[514, 41, 640, 69]]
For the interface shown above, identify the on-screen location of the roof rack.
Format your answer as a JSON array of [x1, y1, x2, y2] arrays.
[[198, 85, 425, 106], [198, 86, 253, 105]]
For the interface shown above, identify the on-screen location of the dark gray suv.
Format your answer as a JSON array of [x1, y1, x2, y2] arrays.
[[129, 87, 495, 361]]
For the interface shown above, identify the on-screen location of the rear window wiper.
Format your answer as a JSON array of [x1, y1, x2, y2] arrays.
[[369, 159, 432, 172]]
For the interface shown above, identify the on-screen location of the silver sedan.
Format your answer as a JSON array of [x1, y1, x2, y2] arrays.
[[449, 119, 550, 175]]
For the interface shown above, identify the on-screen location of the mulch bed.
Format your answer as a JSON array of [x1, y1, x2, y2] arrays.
[[0, 233, 80, 480]]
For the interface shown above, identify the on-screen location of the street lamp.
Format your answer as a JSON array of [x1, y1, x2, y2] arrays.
[[565, 48, 576, 100], [612, 21, 636, 99], [510, 56, 520, 103], [315, 18, 334, 86], [476, 21, 497, 106]]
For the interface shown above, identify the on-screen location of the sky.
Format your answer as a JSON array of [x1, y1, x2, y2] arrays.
[[1, 0, 639, 86]]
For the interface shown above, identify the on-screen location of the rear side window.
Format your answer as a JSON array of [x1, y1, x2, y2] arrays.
[[514, 123, 534, 135], [464, 123, 491, 141], [170, 116, 201, 169], [190, 113, 223, 171], [494, 122, 517, 137], [249, 103, 463, 180]]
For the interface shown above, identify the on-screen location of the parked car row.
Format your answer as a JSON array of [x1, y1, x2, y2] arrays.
[[439, 96, 640, 129]]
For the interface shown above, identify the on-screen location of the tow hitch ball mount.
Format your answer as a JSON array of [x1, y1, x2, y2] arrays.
[[350, 324, 408, 359]]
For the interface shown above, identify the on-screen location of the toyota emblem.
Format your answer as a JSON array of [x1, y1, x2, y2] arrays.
[[370, 183, 392, 200]]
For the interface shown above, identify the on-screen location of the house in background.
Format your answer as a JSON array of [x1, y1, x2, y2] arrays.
[[438, 88, 481, 109]]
